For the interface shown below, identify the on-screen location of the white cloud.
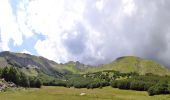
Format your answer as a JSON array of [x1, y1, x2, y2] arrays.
[[24, 0, 87, 63], [96, 0, 104, 11], [122, 0, 136, 16], [21, 49, 31, 54], [0, 0, 23, 50], [17, 1, 34, 38], [34, 39, 69, 62], [1, 0, 170, 66], [0, 0, 34, 51]]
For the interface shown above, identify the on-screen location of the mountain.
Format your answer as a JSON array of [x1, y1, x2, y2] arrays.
[[96, 56, 170, 76], [0, 51, 169, 77], [0, 51, 67, 78], [0, 51, 93, 78]]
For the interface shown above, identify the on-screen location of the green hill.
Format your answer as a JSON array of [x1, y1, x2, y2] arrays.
[[96, 56, 170, 76]]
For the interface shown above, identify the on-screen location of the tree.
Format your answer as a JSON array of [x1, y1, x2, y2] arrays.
[[19, 72, 30, 87], [29, 77, 42, 88], [35, 78, 42, 88], [1, 67, 10, 81], [0, 68, 2, 77], [8, 67, 20, 84]]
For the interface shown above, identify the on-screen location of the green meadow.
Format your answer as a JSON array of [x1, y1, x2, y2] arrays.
[[0, 86, 170, 100]]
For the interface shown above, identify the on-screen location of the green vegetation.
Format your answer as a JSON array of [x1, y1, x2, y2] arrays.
[[0, 67, 42, 88], [110, 74, 170, 95], [98, 56, 170, 76], [1, 51, 169, 76], [2, 65, 170, 96], [42, 70, 170, 96], [1, 52, 170, 97], [1, 86, 170, 100]]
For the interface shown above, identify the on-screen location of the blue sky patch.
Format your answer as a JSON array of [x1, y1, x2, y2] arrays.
[[8, 33, 46, 55], [9, 0, 20, 16]]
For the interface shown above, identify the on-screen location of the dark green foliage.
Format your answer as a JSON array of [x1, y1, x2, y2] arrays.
[[1, 67, 10, 81], [1, 66, 42, 88], [8, 67, 20, 84], [63, 70, 136, 89], [110, 81, 118, 88], [35, 78, 42, 88], [110, 75, 170, 96], [148, 80, 169, 96], [19, 72, 30, 87], [36, 73, 66, 87], [29, 77, 42, 88], [42, 79, 66, 87], [1, 67, 20, 84], [0, 68, 3, 77], [130, 80, 146, 91], [116, 80, 131, 89]]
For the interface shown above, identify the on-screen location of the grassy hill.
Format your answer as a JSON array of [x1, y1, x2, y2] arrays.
[[58, 56, 170, 76], [82, 56, 170, 76]]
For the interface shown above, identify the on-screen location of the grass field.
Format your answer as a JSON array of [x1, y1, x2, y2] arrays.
[[0, 86, 170, 100]]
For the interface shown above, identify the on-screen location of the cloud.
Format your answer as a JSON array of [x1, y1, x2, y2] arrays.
[[26, 0, 170, 66], [0, 0, 34, 51], [0, 0, 23, 50], [1, 0, 170, 67], [21, 49, 31, 54]]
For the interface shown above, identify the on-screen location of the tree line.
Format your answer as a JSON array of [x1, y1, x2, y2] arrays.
[[110, 75, 170, 96], [45, 71, 170, 96]]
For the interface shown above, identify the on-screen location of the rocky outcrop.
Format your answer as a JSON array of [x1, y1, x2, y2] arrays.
[[0, 79, 16, 92]]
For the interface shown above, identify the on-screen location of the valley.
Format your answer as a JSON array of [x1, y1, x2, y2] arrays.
[[0, 86, 170, 100], [1, 51, 170, 99]]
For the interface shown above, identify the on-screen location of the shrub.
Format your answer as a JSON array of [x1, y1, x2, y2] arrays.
[[116, 80, 130, 89], [148, 81, 169, 96], [130, 81, 145, 91]]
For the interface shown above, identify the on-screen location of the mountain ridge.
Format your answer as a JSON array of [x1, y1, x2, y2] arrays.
[[0, 51, 169, 76]]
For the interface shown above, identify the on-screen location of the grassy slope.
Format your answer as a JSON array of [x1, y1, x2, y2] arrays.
[[0, 86, 170, 100], [54, 62, 92, 74], [83, 56, 170, 76]]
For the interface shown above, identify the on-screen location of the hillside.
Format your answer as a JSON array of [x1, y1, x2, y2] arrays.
[[0, 51, 67, 78], [0, 51, 169, 77], [97, 56, 170, 76], [0, 51, 93, 79]]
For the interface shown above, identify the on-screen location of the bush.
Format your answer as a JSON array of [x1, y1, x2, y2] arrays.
[[148, 81, 169, 96], [19, 72, 30, 87], [110, 81, 118, 88], [29, 77, 42, 88], [130, 81, 145, 91], [35, 78, 42, 88], [116, 80, 131, 89]]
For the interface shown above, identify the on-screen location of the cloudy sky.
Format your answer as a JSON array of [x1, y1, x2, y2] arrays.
[[1, 0, 170, 66]]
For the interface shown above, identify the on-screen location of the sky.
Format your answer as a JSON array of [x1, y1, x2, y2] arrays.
[[1, 0, 170, 66]]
